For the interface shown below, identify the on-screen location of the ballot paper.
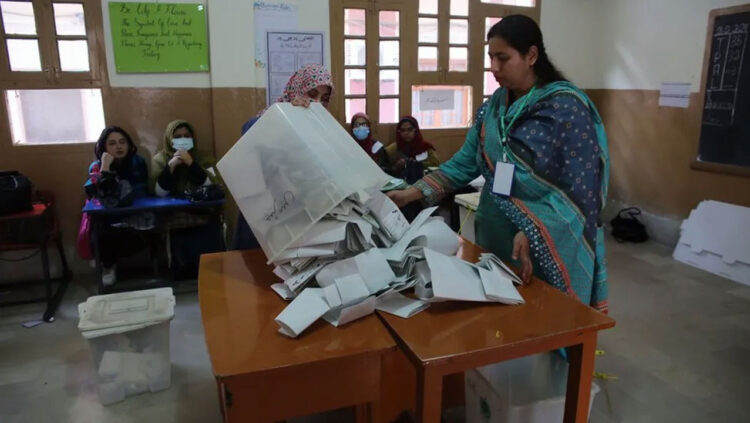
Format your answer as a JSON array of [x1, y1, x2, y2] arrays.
[[381, 207, 443, 261], [275, 288, 330, 338], [478, 263, 524, 304], [424, 248, 524, 304], [283, 260, 331, 293], [316, 248, 395, 294], [364, 189, 410, 240], [376, 292, 429, 318], [334, 274, 371, 306], [323, 295, 377, 327], [479, 253, 523, 285]]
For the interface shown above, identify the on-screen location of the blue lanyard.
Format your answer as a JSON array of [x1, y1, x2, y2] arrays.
[[499, 85, 536, 162]]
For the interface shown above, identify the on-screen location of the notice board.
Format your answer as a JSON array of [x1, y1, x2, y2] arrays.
[[109, 2, 209, 73]]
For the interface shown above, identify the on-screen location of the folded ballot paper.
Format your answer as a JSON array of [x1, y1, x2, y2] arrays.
[[269, 191, 525, 338], [217, 102, 524, 338]]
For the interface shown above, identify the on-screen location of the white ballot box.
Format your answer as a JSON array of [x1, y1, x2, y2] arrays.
[[218, 103, 390, 262]]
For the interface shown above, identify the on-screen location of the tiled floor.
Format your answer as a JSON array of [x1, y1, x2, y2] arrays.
[[1, 238, 748, 423]]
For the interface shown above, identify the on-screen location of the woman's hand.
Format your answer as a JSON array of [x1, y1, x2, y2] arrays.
[[175, 149, 193, 166], [291, 96, 312, 108], [386, 186, 423, 208], [168, 151, 183, 171], [100, 152, 114, 171], [512, 231, 533, 283]]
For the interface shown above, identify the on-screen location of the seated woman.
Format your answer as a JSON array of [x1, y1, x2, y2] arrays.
[[350, 112, 388, 170], [386, 116, 440, 183], [233, 64, 334, 250], [84, 126, 149, 285], [150, 119, 219, 197], [150, 120, 224, 278]]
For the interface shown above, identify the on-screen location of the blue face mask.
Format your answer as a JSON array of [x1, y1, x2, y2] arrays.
[[353, 126, 370, 141], [172, 137, 194, 151]]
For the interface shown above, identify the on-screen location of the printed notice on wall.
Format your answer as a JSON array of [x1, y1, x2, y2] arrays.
[[253, 1, 299, 72], [658, 82, 691, 108], [109, 2, 209, 73], [419, 90, 455, 111], [266, 31, 324, 105]]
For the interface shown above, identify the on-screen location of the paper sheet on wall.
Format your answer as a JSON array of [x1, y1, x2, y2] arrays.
[[419, 89, 455, 111], [266, 31, 325, 106], [253, 1, 299, 70], [658, 82, 691, 108]]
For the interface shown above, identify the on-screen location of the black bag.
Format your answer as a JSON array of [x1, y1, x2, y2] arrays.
[[611, 207, 648, 243], [93, 172, 134, 208], [184, 184, 225, 203], [0, 171, 33, 216]]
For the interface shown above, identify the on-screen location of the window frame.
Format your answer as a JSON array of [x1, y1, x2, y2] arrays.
[[0, 0, 107, 151], [330, 0, 541, 147]]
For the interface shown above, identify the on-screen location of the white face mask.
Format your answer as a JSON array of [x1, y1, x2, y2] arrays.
[[172, 137, 194, 151]]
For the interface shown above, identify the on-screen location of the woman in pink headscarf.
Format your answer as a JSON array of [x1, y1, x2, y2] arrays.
[[234, 64, 334, 250], [240, 64, 334, 135]]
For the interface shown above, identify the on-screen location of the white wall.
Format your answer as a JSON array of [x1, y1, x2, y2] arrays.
[[541, 0, 749, 90], [102, 0, 331, 88]]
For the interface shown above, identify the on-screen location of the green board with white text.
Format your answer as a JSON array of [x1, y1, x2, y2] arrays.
[[109, 2, 209, 73]]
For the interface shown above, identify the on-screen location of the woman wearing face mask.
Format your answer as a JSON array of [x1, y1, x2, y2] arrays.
[[84, 126, 149, 285], [385, 116, 440, 180], [150, 119, 219, 197], [387, 15, 610, 313], [233, 64, 334, 250], [350, 112, 388, 170]]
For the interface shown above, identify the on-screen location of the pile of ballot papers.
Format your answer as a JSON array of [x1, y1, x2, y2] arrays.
[[269, 187, 525, 338], [217, 102, 525, 338]]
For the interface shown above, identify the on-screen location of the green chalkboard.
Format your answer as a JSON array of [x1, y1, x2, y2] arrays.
[[109, 2, 209, 73]]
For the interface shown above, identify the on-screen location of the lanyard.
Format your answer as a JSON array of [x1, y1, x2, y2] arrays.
[[499, 85, 536, 161]]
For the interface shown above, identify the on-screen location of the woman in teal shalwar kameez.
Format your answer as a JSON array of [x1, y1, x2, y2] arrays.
[[388, 15, 610, 313]]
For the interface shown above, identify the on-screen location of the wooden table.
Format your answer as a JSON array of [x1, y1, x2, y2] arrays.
[[377, 238, 616, 423], [199, 250, 396, 423]]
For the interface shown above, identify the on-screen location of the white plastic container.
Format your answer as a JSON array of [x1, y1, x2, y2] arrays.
[[673, 200, 750, 287], [78, 288, 176, 405], [217, 102, 390, 262], [465, 353, 599, 423]]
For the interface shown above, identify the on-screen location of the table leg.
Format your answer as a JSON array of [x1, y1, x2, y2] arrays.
[[416, 366, 443, 423], [91, 218, 104, 294], [563, 332, 597, 423], [354, 403, 372, 423]]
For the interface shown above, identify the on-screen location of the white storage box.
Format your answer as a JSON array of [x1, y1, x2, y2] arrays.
[[78, 288, 176, 405], [465, 353, 599, 423], [455, 192, 481, 243], [673, 200, 750, 287], [217, 102, 390, 262]]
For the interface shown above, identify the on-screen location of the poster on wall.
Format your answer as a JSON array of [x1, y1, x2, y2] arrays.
[[266, 31, 324, 106], [253, 1, 299, 73], [108, 2, 209, 73]]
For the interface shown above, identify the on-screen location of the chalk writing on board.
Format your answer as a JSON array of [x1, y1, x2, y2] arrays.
[[109, 2, 209, 73], [704, 22, 748, 126]]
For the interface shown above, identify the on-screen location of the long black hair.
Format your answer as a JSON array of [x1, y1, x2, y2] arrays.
[[487, 15, 566, 85], [94, 126, 137, 160]]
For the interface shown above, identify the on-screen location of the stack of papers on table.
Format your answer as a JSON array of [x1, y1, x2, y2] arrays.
[[270, 187, 525, 338]]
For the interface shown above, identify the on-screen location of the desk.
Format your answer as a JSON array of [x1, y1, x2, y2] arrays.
[[84, 197, 224, 293], [378, 238, 616, 423], [0, 202, 70, 321], [199, 250, 396, 423]]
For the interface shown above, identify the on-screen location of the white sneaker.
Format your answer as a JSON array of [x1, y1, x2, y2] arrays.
[[102, 266, 116, 286]]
